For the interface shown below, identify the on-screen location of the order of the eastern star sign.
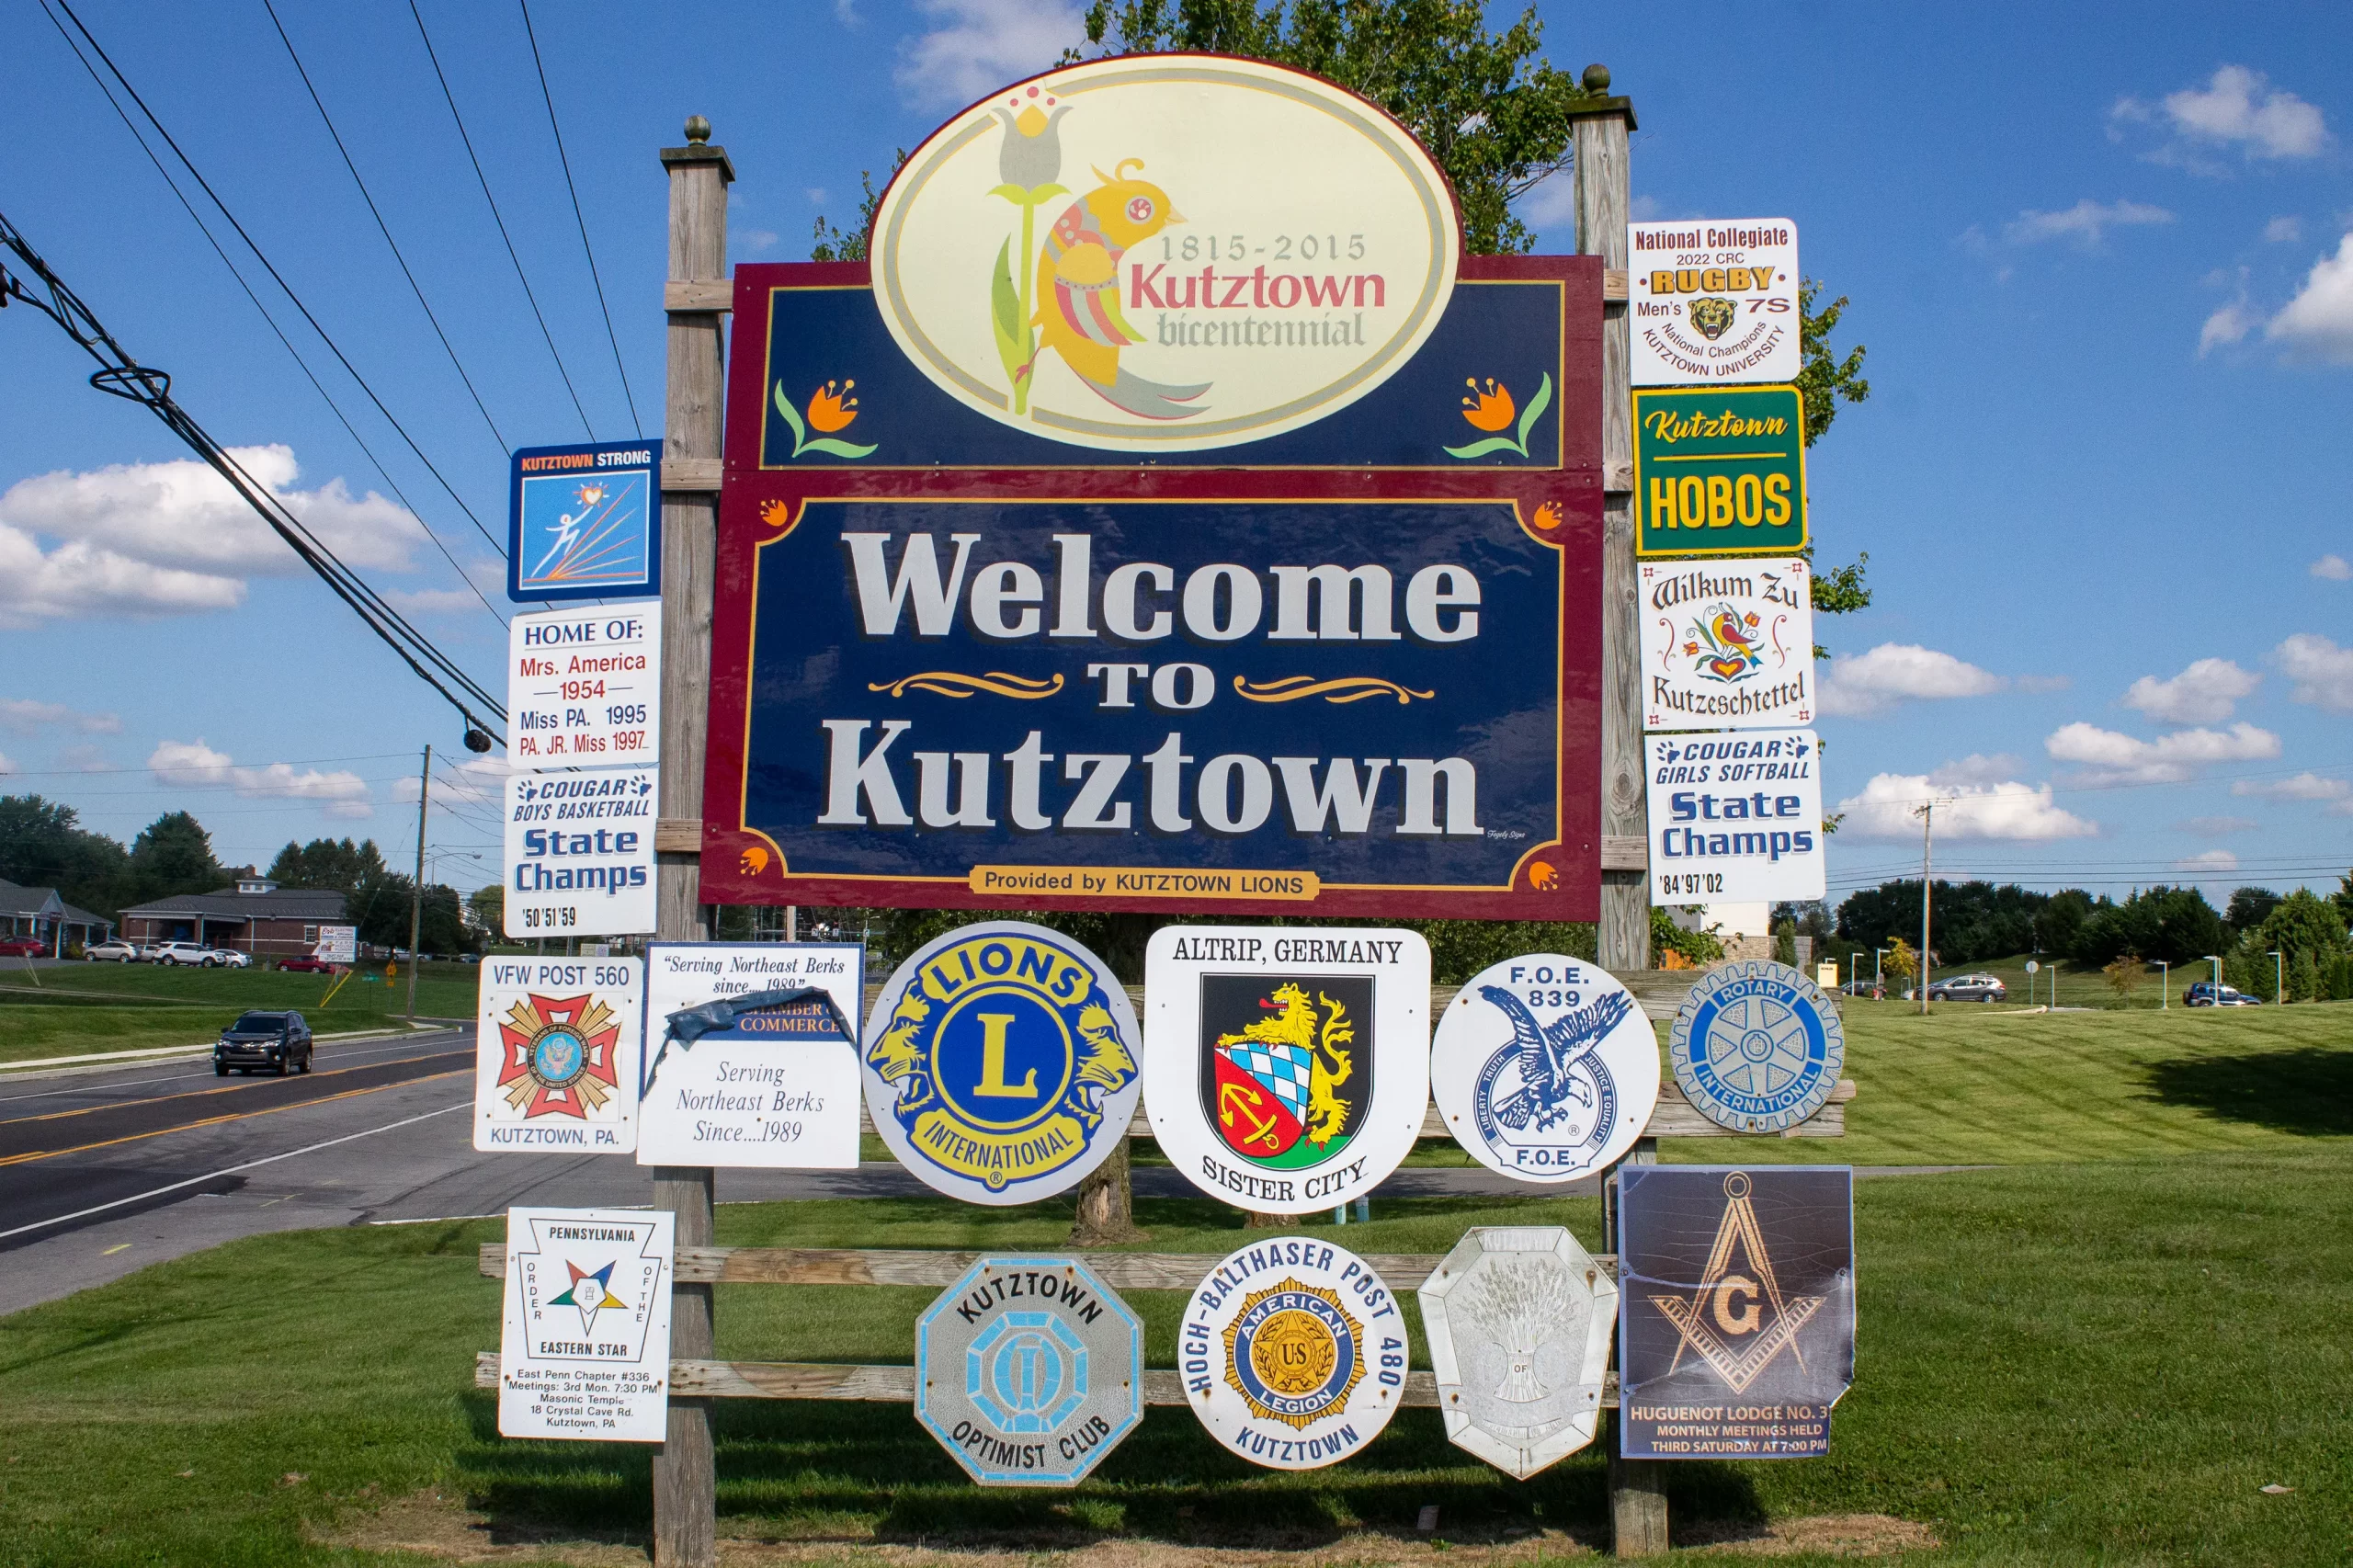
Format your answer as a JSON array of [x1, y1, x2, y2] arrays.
[[495, 994, 622, 1119], [547, 1260, 628, 1336]]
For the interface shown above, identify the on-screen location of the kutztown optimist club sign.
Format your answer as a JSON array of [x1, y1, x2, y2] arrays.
[[699, 58, 1608, 924]]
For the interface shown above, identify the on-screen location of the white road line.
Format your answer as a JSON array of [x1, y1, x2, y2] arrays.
[[0, 1100, 468, 1242], [0, 1032, 464, 1106]]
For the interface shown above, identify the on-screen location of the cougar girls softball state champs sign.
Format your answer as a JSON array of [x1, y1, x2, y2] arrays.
[[474, 956, 642, 1153], [698, 55, 1608, 927], [862, 922, 1142, 1204], [1183, 1238, 1406, 1469], [1670, 960, 1845, 1133], [1428, 953, 1659, 1184], [1144, 926, 1429, 1214]]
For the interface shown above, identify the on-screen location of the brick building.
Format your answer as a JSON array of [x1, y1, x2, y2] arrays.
[[0, 878, 111, 955], [118, 878, 348, 960]]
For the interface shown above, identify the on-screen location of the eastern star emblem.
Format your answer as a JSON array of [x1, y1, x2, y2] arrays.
[[547, 1260, 627, 1335], [495, 993, 622, 1119], [1647, 1172, 1824, 1392]]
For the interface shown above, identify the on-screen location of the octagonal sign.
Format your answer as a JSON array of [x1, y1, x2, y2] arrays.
[[1417, 1226, 1618, 1479], [915, 1256, 1142, 1486]]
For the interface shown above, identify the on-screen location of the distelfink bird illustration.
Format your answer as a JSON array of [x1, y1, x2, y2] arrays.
[[1034, 160, 1210, 420], [1478, 984, 1636, 1132]]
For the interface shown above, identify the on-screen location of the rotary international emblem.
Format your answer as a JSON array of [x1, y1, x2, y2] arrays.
[[862, 923, 1142, 1204], [494, 994, 622, 1119], [1671, 960, 1844, 1132]]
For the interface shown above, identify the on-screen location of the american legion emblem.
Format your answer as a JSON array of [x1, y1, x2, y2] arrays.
[[862, 922, 1142, 1204], [473, 956, 642, 1153], [914, 1256, 1143, 1486], [1429, 954, 1659, 1184], [1143, 926, 1430, 1214], [1617, 1166, 1855, 1459], [1671, 960, 1844, 1132], [1418, 1226, 1619, 1478], [1183, 1238, 1404, 1469]]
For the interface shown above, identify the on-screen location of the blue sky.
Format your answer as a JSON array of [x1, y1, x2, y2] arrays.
[[2, 0, 2348, 910]]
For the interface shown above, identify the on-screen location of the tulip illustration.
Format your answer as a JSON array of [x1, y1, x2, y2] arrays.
[[1444, 369, 1554, 460], [774, 378, 878, 460], [985, 89, 1074, 415]]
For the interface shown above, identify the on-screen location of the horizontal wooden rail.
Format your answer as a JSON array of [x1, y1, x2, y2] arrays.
[[660, 457, 722, 492], [1603, 268, 1628, 301], [664, 279, 733, 312], [472, 1351, 1620, 1407]]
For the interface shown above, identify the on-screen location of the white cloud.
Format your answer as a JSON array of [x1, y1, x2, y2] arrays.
[[1518, 172, 1579, 230], [1833, 773, 2097, 842], [2175, 848, 2241, 875], [2266, 216, 2303, 244], [0, 751, 15, 775], [149, 738, 372, 819], [2231, 770, 2353, 808], [2311, 554, 2352, 580], [2274, 631, 2353, 711], [0, 522, 246, 627], [0, 699, 119, 735], [2122, 658, 2260, 724], [895, 0, 1084, 109], [2143, 66, 2330, 160], [1815, 642, 2006, 718], [2177, 814, 2258, 835], [2199, 301, 2256, 355], [1928, 753, 2027, 788], [2267, 233, 2353, 362], [2044, 721, 2280, 785], [2003, 199, 2174, 248], [393, 754, 517, 808]]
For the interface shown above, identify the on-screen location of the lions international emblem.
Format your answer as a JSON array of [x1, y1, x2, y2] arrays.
[[1685, 295, 1738, 341], [1199, 975, 1372, 1171], [861, 922, 1142, 1205]]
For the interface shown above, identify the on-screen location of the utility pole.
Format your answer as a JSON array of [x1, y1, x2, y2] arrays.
[[406, 743, 428, 1021], [1914, 799, 1942, 1016], [654, 113, 730, 1568]]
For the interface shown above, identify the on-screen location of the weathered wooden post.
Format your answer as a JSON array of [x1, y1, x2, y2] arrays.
[[1568, 65, 1669, 1560], [654, 112, 730, 1568]]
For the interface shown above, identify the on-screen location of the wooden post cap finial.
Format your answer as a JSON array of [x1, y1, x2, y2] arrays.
[[1582, 63, 1611, 93], [684, 115, 711, 144]]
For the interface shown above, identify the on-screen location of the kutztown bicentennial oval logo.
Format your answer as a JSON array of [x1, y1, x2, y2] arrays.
[[1670, 960, 1843, 1132], [870, 55, 1460, 452], [1182, 1238, 1405, 1469], [1429, 954, 1661, 1183], [862, 922, 1142, 1204]]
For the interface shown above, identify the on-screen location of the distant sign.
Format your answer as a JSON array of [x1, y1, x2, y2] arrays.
[[1638, 557, 1813, 732], [315, 924, 357, 964], [915, 1256, 1144, 1486], [1671, 960, 1845, 1133], [1629, 220, 1799, 386], [1618, 1167, 1854, 1460], [1145, 926, 1429, 1214], [1428, 954, 1659, 1185], [502, 768, 657, 938], [636, 942, 865, 1168], [1643, 731, 1824, 906], [1632, 386, 1807, 558], [1418, 1225, 1618, 1478], [498, 1206, 672, 1442], [507, 440, 661, 601], [507, 604, 662, 769], [474, 956, 642, 1153]]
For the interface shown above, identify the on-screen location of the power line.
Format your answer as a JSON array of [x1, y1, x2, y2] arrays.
[[407, 0, 597, 442], [258, 0, 508, 455], [33, 1, 507, 631], [517, 0, 641, 436], [41, 0, 509, 562]]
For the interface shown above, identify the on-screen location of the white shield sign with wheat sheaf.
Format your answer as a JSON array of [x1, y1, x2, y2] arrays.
[[1417, 1225, 1618, 1479]]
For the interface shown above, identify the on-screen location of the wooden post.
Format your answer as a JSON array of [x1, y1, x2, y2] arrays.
[[654, 112, 731, 1568], [405, 744, 428, 1020], [1571, 65, 1666, 1561]]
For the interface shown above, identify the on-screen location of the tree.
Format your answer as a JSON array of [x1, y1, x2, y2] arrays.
[[2290, 948, 2321, 1004], [129, 812, 225, 903], [2102, 953, 2144, 1003], [2256, 889, 2347, 973], [468, 883, 505, 937], [266, 837, 386, 896], [2226, 886, 2281, 934], [1773, 917, 1797, 966], [415, 883, 472, 956], [1882, 937, 1916, 986], [349, 868, 415, 950], [0, 794, 131, 917], [2071, 885, 2225, 968], [2332, 869, 2353, 932]]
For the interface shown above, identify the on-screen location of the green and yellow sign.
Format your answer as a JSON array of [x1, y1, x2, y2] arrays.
[[1633, 385, 1806, 557]]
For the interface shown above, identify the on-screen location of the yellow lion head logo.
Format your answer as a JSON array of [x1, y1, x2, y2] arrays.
[[1687, 296, 1738, 341]]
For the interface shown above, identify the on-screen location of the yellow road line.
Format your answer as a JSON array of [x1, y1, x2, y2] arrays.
[[0, 1069, 469, 1167], [0, 1049, 467, 1131]]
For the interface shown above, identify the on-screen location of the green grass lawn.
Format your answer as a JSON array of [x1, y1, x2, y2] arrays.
[[0, 962, 481, 1062]]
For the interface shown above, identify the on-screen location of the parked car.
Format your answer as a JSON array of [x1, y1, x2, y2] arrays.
[[1926, 972, 2007, 1004], [214, 1010, 313, 1075], [152, 941, 218, 967], [84, 937, 140, 961], [1837, 977, 1887, 999], [459, 953, 481, 964], [0, 935, 45, 958], [205, 948, 252, 969], [2184, 981, 2261, 1006], [278, 953, 335, 973]]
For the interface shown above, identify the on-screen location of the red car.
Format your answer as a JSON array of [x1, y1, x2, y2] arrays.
[[278, 954, 335, 973], [0, 935, 46, 958]]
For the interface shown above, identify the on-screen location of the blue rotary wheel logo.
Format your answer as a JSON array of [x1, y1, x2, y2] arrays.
[[967, 1311, 1088, 1434], [1672, 962, 1843, 1132]]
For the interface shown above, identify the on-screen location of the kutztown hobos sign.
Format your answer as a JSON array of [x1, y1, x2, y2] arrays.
[[698, 57, 1606, 924]]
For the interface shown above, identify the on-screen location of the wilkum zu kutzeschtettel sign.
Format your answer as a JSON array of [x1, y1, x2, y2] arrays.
[[698, 57, 1607, 920]]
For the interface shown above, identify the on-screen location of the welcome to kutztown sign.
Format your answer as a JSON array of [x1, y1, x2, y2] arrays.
[[697, 56, 1607, 922]]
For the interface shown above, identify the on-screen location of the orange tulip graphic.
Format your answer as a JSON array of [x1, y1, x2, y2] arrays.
[[1532, 500, 1563, 530], [807, 380, 858, 433], [1461, 377, 1516, 432], [739, 846, 770, 876], [1528, 860, 1558, 892]]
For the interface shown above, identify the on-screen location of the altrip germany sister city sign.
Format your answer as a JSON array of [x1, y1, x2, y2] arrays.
[[696, 57, 1608, 921]]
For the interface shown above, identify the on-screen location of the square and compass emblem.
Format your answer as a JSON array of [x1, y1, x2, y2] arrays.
[[1617, 1166, 1854, 1459]]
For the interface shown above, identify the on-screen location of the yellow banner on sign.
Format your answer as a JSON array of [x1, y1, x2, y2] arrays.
[[966, 867, 1321, 901]]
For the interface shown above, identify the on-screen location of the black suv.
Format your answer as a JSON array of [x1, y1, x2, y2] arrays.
[[216, 1010, 313, 1076]]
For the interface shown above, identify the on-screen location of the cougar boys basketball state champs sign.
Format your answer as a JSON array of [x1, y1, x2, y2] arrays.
[[697, 55, 1607, 925]]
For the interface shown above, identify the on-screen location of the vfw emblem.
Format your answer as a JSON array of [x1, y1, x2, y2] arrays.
[[862, 923, 1142, 1204], [1184, 1239, 1404, 1469], [1199, 976, 1372, 1172], [494, 993, 622, 1119]]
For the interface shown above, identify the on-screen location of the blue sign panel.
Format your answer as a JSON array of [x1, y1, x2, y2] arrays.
[[507, 440, 662, 602], [1669, 960, 1845, 1132]]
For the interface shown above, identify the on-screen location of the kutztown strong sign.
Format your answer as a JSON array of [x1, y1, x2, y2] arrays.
[[698, 57, 1606, 921]]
